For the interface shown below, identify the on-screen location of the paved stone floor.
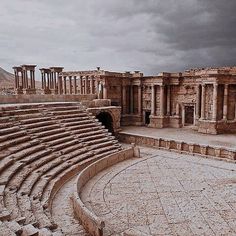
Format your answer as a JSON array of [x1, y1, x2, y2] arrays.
[[52, 176, 88, 236], [81, 146, 236, 236], [120, 126, 236, 149]]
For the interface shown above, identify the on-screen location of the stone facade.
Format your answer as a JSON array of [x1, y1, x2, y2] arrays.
[[13, 66, 236, 134]]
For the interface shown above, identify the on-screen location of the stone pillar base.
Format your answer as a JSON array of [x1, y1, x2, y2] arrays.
[[15, 89, 24, 94], [198, 120, 218, 134], [149, 115, 166, 128], [23, 88, 36, 94], [42, 89, 51, 94]]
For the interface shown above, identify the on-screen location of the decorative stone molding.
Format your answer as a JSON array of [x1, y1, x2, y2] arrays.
[[72, 147, 136, 236], [118, 133, 236, 162]]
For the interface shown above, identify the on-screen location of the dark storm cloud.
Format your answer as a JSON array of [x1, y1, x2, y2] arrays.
[[0, 0, 235, 76]]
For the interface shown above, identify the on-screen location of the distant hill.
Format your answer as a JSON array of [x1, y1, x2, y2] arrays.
[[0, 67, 41, 91], [0, 67, 15, 89]]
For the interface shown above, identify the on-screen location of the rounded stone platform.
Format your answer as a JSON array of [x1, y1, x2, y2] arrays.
[[81, 146, 236, 236]]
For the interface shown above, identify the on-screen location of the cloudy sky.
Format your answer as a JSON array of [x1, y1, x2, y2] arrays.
[[0, 0, 236, 76]]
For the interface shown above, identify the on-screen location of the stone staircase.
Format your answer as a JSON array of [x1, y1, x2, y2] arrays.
[[0, 102, 122, 235]]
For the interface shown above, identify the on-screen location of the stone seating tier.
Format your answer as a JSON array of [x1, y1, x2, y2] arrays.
[[0, 102, 122, 235]]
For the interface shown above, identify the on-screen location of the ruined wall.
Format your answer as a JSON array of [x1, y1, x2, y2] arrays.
[[228, 85, 236, 120]]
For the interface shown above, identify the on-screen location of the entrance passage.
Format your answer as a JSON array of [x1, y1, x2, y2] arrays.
[[96, 112, 114, 134], [184, 106, 194, 125], [145, 111, 151, 125]]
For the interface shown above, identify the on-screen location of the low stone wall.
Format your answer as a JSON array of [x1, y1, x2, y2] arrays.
[[72, 148, 137, 236], [0, 94, 97, 104], [118, 133, 236, 162]]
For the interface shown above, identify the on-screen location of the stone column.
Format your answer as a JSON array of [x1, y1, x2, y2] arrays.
[[24, 70, 28, 89], [167, 85, 171, 115], [122, 86, 127, 114], [176, 103, 180, 116], [58, 76, 62, 94], [138, 85, 142, 115], [52, 72, 57, 90], [103, 84, 107, 99], [20, 71, 23, 89], [90, 76, 93, 94], [160, 85, 165, 117], [63, 76, 67, 94], [130, 85, 134, 114], [151, 85, 156, 115], [223, 84, 229, 120], [69, 76, 72, 94], [32, 70, 35, 89], [14, 69, 18, 89], [84, 76, 88, 94], [195, 84, 200, 119], [201, 84, 206, 119], [212, 83, 218, 121], [73, 76, 77, 94], [30, 70, 33, 89], [80, 76, 83, 94]]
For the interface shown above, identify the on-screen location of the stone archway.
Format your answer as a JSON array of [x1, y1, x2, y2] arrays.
[[96, 112, 114, 134], [87, 106, 121, 134]]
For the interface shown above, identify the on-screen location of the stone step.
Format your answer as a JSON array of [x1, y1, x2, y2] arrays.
[[40, 132, 71, 143], [28, 124, 61, 134], [74, 129, 105, 138], [48, 105, 83, 111], [81, 133, 107, 142], [0, 130, 27, 143], [52, 112, 88, 120], [0, 126, 21, 135], [54, 141, 82, 154], [20, 117, 50, 125], [49, 109, 84, 116], [62, 119, 92, 127], [69, 126, 103, 135], [0, 207, 11, 221], [47, 136, 75, 147], [0, 221, 16, 236], [22, 224, 39, 236], [34, 128, 66, 138], [5, 220, 23, 236], [0, 136, 31, 152], [67, 123, 97, 131]]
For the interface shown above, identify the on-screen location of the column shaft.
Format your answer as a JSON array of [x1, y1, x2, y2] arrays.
[[80, 76, 83, 94], [122, 86, 127, 114], [74, 76, 77, 94], [201, 84, 206, 119], [69, 76, 72, 94], [138, 86, 142, 115], [167, 85, 171, 115], [130, 85, 134, 114], [103, 84, 107, 99], [63, 77, 67, 94], [195, 84, 200, 119], [212, 83, 218, 121], [58, 76, 62, 94], [223, 84, 229, 120], [151, 85, 156, 115], [160, 85, 164, 116], [90, 77, 93, 94]]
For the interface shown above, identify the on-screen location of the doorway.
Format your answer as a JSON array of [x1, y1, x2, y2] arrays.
[[145, 111, 151, 125], [184, 106, 194, 125], [96, 112, 114, 134]]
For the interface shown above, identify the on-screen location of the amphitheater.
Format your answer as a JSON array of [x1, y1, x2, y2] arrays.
[[0, 65, 236, 236]]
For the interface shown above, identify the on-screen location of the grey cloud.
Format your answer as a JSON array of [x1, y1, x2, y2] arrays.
[[0, 0, 235, 76]]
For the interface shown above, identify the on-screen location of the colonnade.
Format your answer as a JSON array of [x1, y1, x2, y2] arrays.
[[58, 75, 97, 95], [121, 85, 142, 116], [13, 65, 36, 94], [197, 83, 232, 121]]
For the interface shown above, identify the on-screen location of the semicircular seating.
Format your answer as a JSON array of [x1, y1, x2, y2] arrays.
[[0, 102, 122, 235]]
